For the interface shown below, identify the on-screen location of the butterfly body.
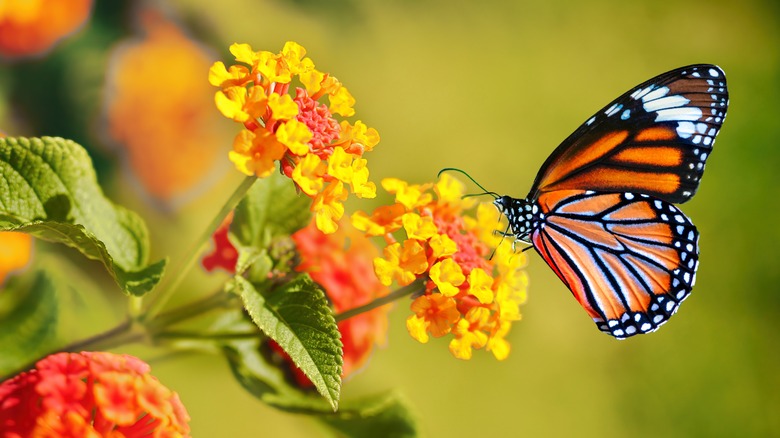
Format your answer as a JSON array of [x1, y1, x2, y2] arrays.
[[496, 64, 728, 339]]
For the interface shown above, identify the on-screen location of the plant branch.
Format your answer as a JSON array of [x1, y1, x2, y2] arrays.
[[334, 278, 425, 323], [142, 175, 256, 322]]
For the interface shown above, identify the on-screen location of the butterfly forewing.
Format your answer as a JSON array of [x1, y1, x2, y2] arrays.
[[531, 191, 699, 339], [527, 64, 728, 204]]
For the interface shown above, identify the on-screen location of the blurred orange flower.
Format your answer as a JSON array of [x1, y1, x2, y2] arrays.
[[352, 174, 529, 360], [0, 231, 32, 286], [0, 351, 190, 437], [105, 12, 229, 206], [0, 0, 93, 58], [210, 41, 379, 233]]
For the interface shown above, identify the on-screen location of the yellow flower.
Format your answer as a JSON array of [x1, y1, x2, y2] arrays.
[[374, 240, 428, 286], [212, 41, 380, 234], [292, 154, 326, 196], [0, 232, 32, 285], [486, 320, 512, 361], [381, 178, 433, 210], [429, 259, 465, 297], [468, 268, 494, 304], [406, 315, 431, 343], [275, 120, 312, 156], [449, 307, 490, 360], [402, 213, 438, 241], [312, 181, 348, 234], [429, 233, 457, 258], [329, 85, 356, 117], [350, 204, 405, 236], [229, 42, 259, 65], [353, 174, 529, 360], [409, 294, 460, 339], [267, 92, 299, 120]]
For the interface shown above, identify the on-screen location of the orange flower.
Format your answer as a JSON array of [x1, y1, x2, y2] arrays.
[[210, 41, 380, 234], [353, 173, 529, 360], [0, 231, 32, 286], [105, 11, 229, 205], [0, 351, 190, 437], [0, 0, 93, 58]]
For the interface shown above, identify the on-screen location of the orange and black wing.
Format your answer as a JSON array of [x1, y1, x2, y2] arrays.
[[527, 64, 728, 204], [532, 190, 698, 338]]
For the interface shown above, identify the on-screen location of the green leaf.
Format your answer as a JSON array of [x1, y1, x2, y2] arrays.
[[0, 137, 166, 295], [223, 342, 418, 436], [320, 392, 420, 438], [230, 169, 310, 254], [0, 272, 58, 376], [233, 275, 343, 410]]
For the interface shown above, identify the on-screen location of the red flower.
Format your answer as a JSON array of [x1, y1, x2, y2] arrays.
[[201, 212, 238, 273], [0, 351, 190, 437]]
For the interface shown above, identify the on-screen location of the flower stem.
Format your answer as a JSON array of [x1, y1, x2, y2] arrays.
[[334, 278, 425, 323], [142, 175, 256, 323]]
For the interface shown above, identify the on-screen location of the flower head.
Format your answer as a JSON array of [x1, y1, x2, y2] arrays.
[[0, 0, 93, 58], [352, 173, 528, 360], [0, 231, 32, 286], [211, 41, 380, 234], [105, 12, 228, 205], [0, 351, 190, 437]]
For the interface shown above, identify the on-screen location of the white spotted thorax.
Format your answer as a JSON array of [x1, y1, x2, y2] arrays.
[[494, 196, 542, 245]]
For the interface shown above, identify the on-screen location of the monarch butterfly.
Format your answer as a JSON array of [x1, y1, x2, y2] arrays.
[[448, 64, 728, 339]]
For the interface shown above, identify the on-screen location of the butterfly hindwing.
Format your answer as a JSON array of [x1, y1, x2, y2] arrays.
[[531, 190, 699, 339], [527, 64, 728, 204]]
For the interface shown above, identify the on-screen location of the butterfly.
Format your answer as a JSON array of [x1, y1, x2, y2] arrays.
[[489, 64, 728, 339]]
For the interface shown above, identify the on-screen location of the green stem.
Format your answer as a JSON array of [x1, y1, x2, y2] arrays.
[[334, 278, 425, 323], [146, 290, 237, 334], [142, 175, 256, 322], [156, 330, 259, 341]]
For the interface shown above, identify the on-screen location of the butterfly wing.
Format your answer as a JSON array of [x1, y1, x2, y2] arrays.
[[527, 64, 728, 204], [532, 190, 698, 339]]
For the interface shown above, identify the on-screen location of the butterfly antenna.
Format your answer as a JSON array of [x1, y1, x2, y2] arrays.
[[438, 167, 500, 199]]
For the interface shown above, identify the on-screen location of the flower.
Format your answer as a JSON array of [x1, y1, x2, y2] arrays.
[[210, 41, 380, 234], [201, 212, 238, 273], [0, 351, 190, 437], [0, 0, 93, 58], [275, 219, 390, 387], [105, 11, 229, 205], [352, 173, 528, 360], [0, 231, 32, 286]]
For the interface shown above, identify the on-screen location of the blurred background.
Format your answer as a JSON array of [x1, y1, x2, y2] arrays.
[[1, 0, 778, 436]]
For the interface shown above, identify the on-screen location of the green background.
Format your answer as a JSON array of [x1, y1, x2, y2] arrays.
[[3, 0, 779, 436]]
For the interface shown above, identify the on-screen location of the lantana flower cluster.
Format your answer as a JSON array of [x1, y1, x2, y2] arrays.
[[352, 174, 528, 360], [209, 41, 379, 233], [0, 351, 190, 437]]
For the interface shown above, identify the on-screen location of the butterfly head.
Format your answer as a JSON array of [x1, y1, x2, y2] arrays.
[[494, 196, 538, 244]]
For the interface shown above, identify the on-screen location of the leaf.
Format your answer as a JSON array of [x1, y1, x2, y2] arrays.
[[223, 342, 418, 436], [230, 169, 311, 250], [0, 137, 166, 295], [320, 392, 420, 438], [233, 274, 343, 410], [0, 271, 58, 376]]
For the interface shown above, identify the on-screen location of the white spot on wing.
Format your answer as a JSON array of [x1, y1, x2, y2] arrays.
[[643, 95, 690, 112], [656, 106, 703, 122], [676, 121, 696, 138], [641, 86, 670, 103]]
